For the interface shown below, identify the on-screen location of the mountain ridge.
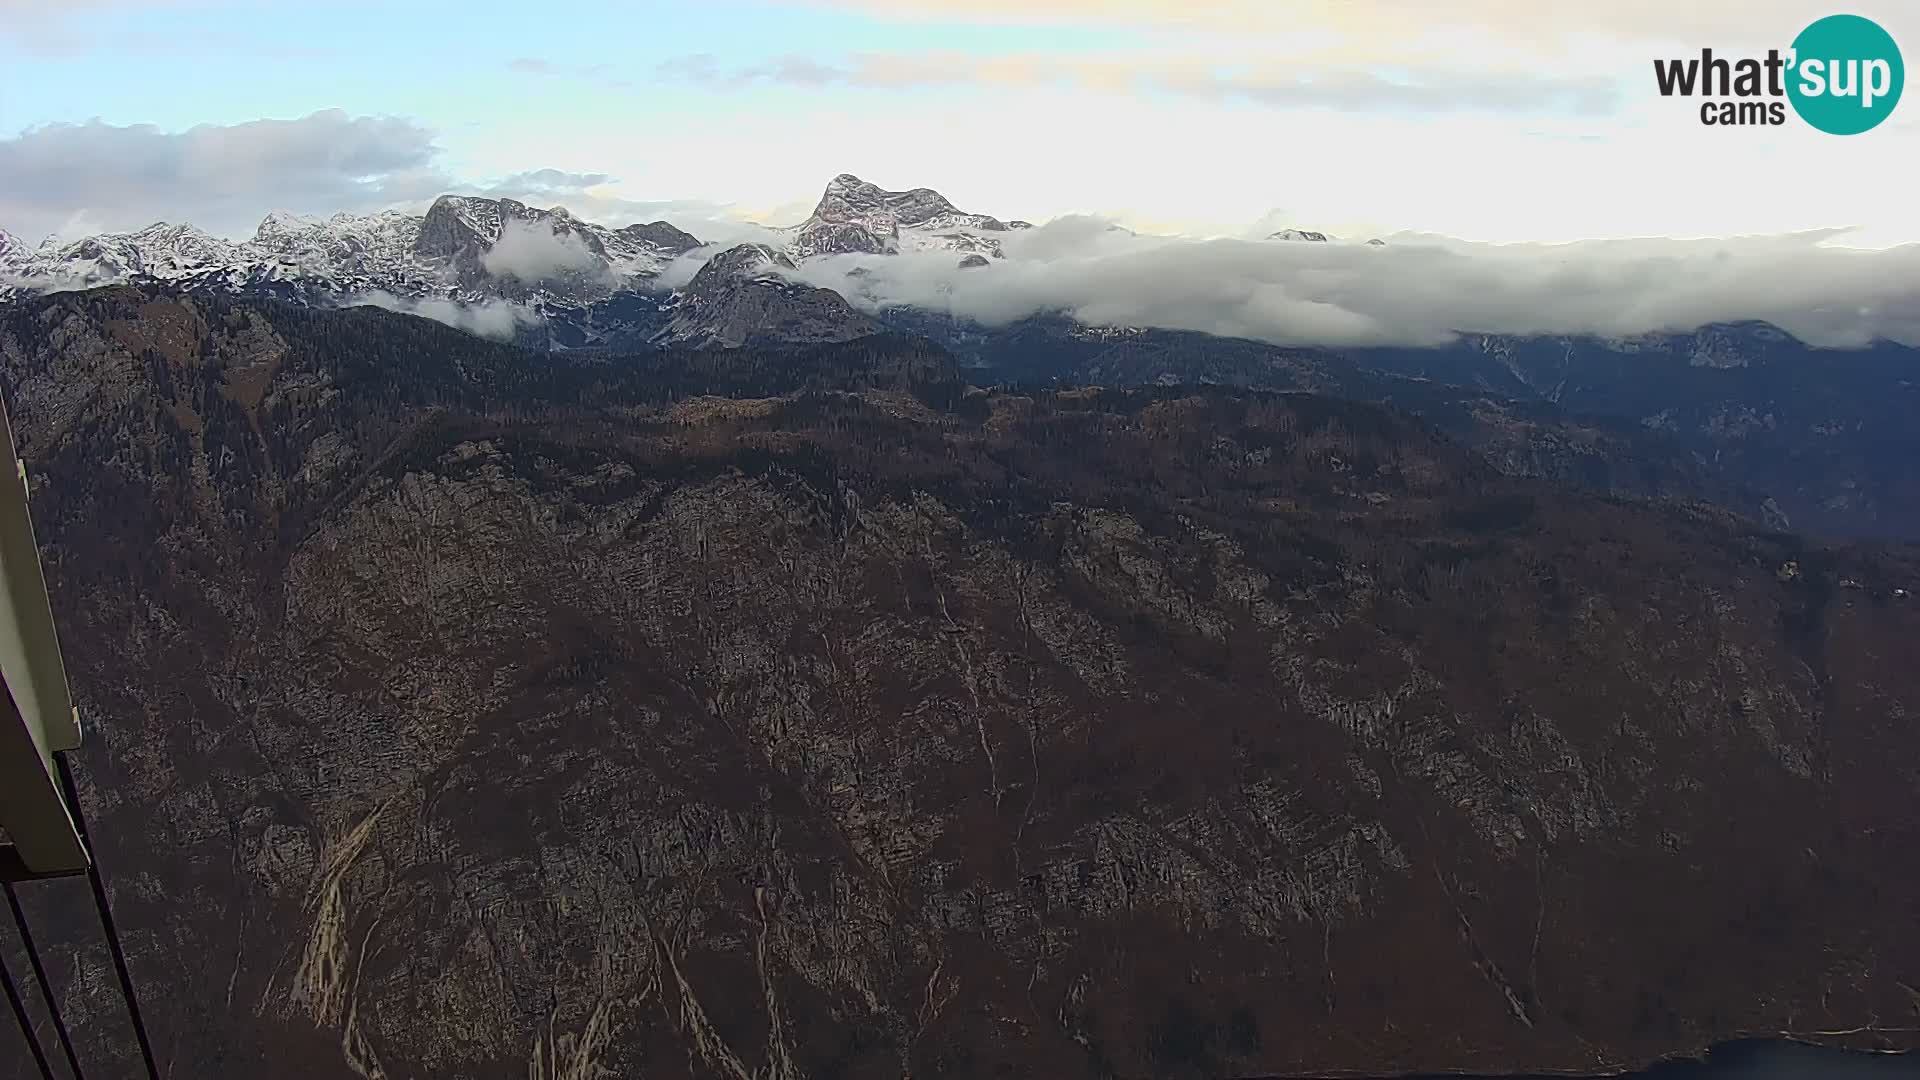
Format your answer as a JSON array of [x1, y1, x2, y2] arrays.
[[0, 194, 707, 305], [0, 173, 1034, 302], [8, 179, 1920, 541], [781, 172, 1025, 259]]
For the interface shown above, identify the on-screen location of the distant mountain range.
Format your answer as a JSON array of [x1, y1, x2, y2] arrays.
[[0, 173, 1060, 351], [4, 174, 1919, 541], [0, 196, 699, 304], [0, 173, 1360, 343], [0, 173, 1037, 307]]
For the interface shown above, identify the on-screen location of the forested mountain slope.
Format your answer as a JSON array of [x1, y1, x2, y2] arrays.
[[1, 286, 1916, 1079]]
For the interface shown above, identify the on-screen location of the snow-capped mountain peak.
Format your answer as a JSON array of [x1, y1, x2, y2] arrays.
[[813, 173, 964, 228], [1267, 228, 1330, 242], [0, 195, 710, 306], [0, 221, 241, 288], [415, 194, 513, 260], [126, 222, 240, 266], [4, 173, 1029, 339], [2, 174, 1030, 307], [253, 210, 325, 241], [688, 243, 796, 291], [788, 173, 1015, 260]]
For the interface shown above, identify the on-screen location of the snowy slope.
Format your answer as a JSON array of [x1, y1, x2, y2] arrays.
[[247, 209, 432, 291], [0, 175, 1026, 346], [781, 174, 1028, 260], [0, 175, 1020, 305], [0, 196, 704, 305], [0, 223, 243, 291]]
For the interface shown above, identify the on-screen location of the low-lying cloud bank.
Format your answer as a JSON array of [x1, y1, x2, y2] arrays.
[[774, 219, 1920, 348], [0, 270, 95, 296], [654, 245, 734, 290], [480, 218, 608, 283], [351, 290, 538, 340]]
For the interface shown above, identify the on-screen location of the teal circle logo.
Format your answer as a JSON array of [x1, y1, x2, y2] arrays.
[[1787, 14, 1904, 134]]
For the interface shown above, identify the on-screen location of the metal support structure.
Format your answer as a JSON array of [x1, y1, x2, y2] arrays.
[[2, 384, 154, 1079], [54, 754, 160, 1080], [0, 394, 87, 879], [1, 947, 55, 1080], [5, 881, 86, 1080]]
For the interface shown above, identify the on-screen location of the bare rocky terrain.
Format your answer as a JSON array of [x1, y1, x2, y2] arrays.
[[2, 286, 1918, 1079]]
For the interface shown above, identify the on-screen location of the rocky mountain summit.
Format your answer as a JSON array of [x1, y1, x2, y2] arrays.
[[785, 173, 1027, 259], [412, 194, 702, 297], [0, 173, 1022, 355], [1, 285, 1917, 1079], [0, 195, 704, 305], [0, 173, 1016, 306], [657, 242, 881, 347]]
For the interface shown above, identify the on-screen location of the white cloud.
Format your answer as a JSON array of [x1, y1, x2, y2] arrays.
[[480, 168, 613, 197], [9, 2, 1920, 254], [771, 218, 1920, 347], [456, 78, 1919, 249], [0, 110, 451, 244], [479, 218, 606, 283], [472, 188, 787, 247], [654, 247, 723, 290], [350, 290, 539, 340], [0, 271, 98, 296]]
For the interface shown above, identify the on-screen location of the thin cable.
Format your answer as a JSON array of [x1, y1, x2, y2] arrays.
[[52, 753, 159, 1080], [4, 882, 85, 1080], [1, 949, 55, 1080]]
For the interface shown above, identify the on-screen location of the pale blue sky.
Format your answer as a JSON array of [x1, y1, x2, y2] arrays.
[[0, 0, 1151, 147], [2, 0, 1916, 245]]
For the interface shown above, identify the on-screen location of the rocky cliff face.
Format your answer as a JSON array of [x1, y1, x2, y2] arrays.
[[658, 244, 882, 348], [786, 174, 1017, 259], [2, 286, 1918, 1080]]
